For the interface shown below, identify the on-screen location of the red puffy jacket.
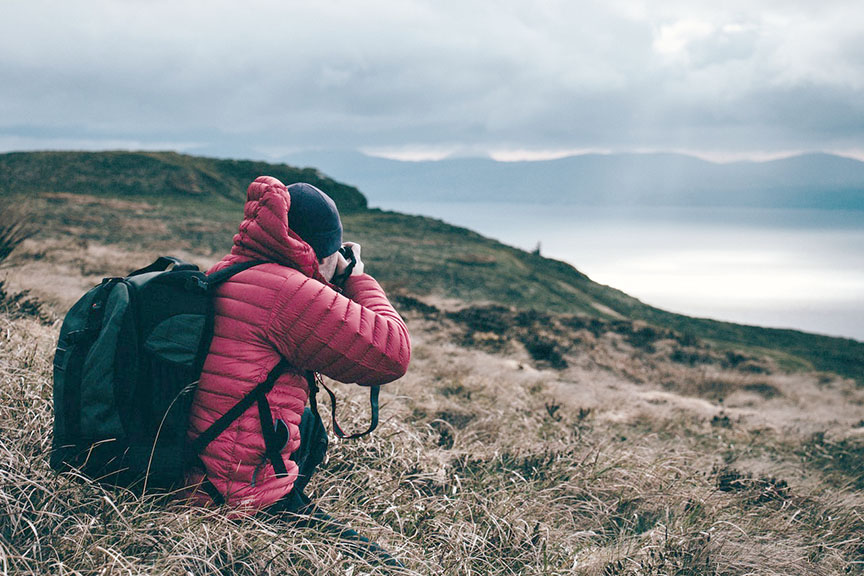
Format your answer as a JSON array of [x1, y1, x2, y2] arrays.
[[185, 176, 411, 510]]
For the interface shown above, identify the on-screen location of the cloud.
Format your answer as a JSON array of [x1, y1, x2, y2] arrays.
[[653, 19, 716, 57], [0, 0, 862, 159]]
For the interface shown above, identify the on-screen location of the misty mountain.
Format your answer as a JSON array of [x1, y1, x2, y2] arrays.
[[285, 150, 864, 210]]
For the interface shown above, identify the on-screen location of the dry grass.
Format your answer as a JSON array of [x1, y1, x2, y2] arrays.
[[0, 240, 862, 575], [0, 202, 38, 267]]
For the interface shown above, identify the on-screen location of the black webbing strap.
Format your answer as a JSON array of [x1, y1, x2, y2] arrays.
[[200, 473, 226, 506], [190, 360, 289, 456], [190, 362, 290, 502], [306, 373, 380, 440], [205, 259, 267, 286], [85, 278, 119, 336], [188, 260, 269, 378], [257, 394, 289, 477]]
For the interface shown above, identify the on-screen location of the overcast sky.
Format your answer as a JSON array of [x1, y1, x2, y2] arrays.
[[1, 0, 863, 162]]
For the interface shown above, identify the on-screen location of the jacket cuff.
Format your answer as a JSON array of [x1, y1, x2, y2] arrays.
[[341, 273, 376, 299]]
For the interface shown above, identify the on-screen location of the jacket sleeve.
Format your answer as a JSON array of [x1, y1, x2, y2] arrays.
[[266, 272, 411, 386]]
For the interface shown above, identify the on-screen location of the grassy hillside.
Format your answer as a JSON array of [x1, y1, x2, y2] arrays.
[[0, 150, 367, 212], [1, 150, 861, 383]]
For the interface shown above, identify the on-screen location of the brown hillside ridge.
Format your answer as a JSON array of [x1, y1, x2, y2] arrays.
[[2, 229, 863, 574]]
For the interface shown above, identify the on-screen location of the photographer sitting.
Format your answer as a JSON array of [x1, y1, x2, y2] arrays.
[[185, 176, 411, 516]]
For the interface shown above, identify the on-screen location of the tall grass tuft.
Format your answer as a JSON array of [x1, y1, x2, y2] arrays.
[[0, 202, 37, 267]]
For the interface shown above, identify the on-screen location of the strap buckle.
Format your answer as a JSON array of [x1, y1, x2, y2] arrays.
[[184, 276, 208, 294]]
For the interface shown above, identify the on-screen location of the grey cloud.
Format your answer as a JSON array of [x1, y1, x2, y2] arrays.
[[687, 26, 760, 68], [0, 0, 862, 158]]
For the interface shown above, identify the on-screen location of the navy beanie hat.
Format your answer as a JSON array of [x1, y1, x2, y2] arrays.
[[286, 182, 343, 259]]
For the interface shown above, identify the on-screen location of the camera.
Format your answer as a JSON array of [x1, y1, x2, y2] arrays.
[[338, 244, 357, 268], [332, 244, 357, 286]]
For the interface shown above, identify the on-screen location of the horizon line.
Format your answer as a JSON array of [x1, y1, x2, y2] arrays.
[[2, 144, 864, 166], [361, 147, 864, 164]]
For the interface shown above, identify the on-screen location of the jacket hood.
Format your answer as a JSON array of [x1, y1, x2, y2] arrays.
[[230, 176, 328, 283]]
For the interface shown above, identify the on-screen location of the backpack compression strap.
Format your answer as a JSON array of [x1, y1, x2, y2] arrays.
[[306, 373, 380, 440]]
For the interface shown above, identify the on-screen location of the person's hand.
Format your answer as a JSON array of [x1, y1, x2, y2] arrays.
[[336, 242, 365, 277]]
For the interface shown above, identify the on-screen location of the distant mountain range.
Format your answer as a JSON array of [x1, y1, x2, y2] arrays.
[[285, 150, 864, 210]]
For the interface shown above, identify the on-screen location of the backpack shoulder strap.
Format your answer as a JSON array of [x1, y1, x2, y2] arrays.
[[190, 359, 289, 456], [206, 259, 267, 286], [188, 360, 290, 502]]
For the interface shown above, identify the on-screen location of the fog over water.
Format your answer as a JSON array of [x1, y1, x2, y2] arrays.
[[375, 201, 864, 342]]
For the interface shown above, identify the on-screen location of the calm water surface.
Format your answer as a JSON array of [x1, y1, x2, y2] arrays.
[[376, 202, 864, 342]]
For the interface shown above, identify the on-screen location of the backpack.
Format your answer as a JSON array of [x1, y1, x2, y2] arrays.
[[51, 256, 381, 493], [50, 256, 262, 490]]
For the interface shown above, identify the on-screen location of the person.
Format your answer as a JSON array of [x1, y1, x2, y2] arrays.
[[184, 175, 411, 515]]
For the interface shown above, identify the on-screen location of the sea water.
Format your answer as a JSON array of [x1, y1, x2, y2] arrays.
[[374, 201, 864, 342]]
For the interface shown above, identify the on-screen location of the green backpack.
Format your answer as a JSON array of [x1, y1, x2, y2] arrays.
[[50, 256, 262, 490]]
